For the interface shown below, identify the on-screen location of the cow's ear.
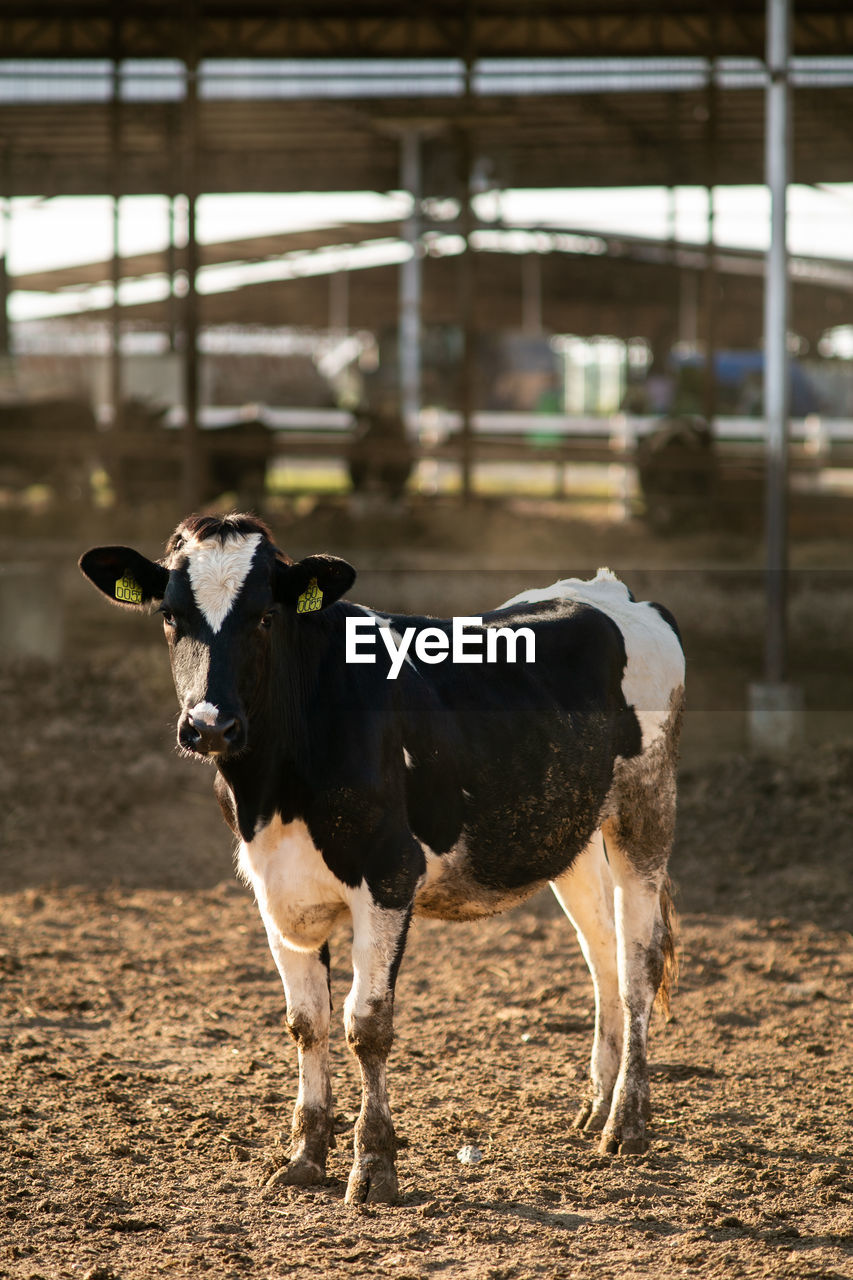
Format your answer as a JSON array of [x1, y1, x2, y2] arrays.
[[274, 554, 356, 613], [79, 546, 169, 611]]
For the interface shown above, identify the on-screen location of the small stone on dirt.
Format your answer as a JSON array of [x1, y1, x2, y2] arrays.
[[457, 1144, 483, 1165]]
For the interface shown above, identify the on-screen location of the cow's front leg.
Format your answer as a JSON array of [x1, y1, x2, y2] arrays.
[[264, 935, 335, 1187], [343, 890, 412, 1205]]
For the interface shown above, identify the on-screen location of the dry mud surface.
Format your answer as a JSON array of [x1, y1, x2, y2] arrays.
[[1, 511, 852, 1280]]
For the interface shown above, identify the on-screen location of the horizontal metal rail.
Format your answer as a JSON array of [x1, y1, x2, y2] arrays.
[[6, 411, 853, 469]]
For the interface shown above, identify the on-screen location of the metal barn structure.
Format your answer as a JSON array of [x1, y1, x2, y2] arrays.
[[2, 0, 853, 691]]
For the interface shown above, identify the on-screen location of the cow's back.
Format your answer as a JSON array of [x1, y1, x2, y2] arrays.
[[405, 572, 683, 921], [500, 570, 684, 745]]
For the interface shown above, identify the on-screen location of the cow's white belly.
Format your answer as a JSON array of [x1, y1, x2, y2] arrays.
[[238, 815, 348, 952]]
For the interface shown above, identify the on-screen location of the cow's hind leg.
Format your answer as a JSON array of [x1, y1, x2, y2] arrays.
[[343, 889, 412, 1205], [551, 830, 622, 1134], [263, 935, 335, 1188], [597, 790, 677, 1156]]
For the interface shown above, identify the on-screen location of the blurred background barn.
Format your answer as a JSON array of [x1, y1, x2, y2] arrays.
[[1, 0, 853, 743], [4, 14, 853, 1275]]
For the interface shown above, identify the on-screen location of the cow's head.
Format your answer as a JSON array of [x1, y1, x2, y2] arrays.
[[79, 513, 355, 760]]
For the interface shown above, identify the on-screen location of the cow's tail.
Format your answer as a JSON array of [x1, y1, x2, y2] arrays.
[[654, 876, 678, 1020]]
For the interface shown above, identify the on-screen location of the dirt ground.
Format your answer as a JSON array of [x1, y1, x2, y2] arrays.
[[1, 501, 852, 1280]]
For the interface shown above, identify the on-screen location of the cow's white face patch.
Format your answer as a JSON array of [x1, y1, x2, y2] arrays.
[[184, 532, 262, 633], [190, 700, 220, 725]]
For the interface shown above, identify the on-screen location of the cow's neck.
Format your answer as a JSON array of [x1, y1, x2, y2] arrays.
[[216, 608, 343, 838]]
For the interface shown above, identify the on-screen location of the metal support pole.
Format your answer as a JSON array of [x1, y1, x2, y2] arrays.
[[702, 64, 718, 424], [749, 0, 803, 753], [183, 194, 201, 511], [763, 0, 791, 685], [457, 7, 478, 505], [0, 201, 10, 360], [459, 122, 475, 502], [167, 192, 178, 354], [399, 129, 422, 433], [679, 271, 698, 348], [521, 255, 542, 335], [0, 145, 9, 363], [109, 28, 125, 499], [182, 41, 202, 512], [454, 0, 478, 502], [0, 149, 10, 363], [111, 184, 121, 428], [330, 263, 349, 332]]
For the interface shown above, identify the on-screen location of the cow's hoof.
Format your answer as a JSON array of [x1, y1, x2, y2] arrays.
[[573, 1101, 592, 1130], [574, 1100, 609, 1133], [598, 1130, 648, 1156], [618, 1136, 648, 1155], [345, 1155, 399, 1205], [265, 1158, 325, 1190]]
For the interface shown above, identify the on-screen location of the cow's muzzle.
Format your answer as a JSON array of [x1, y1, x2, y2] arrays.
[[178, 707, 246, 758]]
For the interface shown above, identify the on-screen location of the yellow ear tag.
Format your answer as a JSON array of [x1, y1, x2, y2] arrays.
[[296, 577, 323, 614], [115, 572, 143, 605]]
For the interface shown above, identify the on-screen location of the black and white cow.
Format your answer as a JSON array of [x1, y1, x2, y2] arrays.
[[79, 513, 685, 1204]]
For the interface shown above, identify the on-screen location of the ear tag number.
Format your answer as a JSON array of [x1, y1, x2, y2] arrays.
[[296, 577, 323, 614], [115, 572, 143, 604]]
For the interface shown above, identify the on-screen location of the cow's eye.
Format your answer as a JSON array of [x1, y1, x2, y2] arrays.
[[159, 607, 176, 629], [259, 612, 274, 630]]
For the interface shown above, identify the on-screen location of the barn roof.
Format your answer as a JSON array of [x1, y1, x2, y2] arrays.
[[15, 223, 852, 350], [1, 1, 853, 197]]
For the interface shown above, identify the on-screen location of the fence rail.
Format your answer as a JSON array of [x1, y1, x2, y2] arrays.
[[6, 409, 853, 488]]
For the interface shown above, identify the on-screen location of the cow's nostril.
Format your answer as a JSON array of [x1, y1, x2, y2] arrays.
[[181, 710, 243, 756], [180, 718, 202, 748], [222, 718, 241, 744]]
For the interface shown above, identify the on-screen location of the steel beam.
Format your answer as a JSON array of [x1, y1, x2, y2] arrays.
[[762, 0, 791, 685], [2, 3, 852, 61], [0, 193, 9, 360], [398, 128, 422, 434], [458, 11, 476, 503], [702, 64, 718, 423], [458, 120, 475, 502], [182, 23, 201, 513], [521, 255, 543, 335], [109, 9, 124, 498]]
